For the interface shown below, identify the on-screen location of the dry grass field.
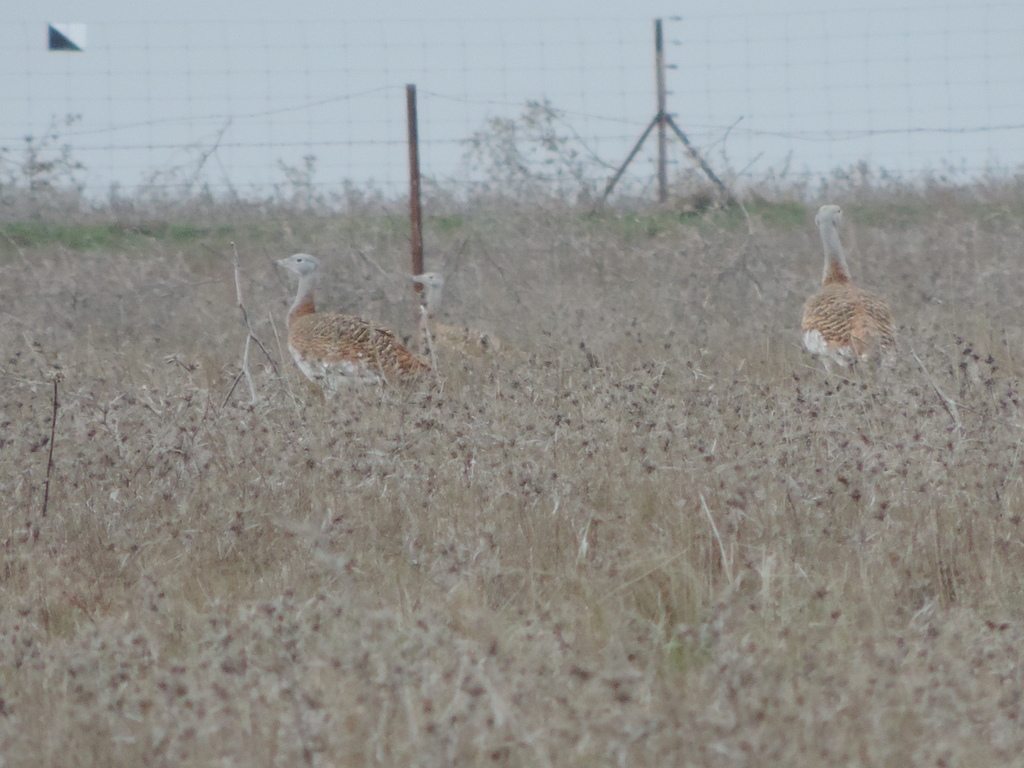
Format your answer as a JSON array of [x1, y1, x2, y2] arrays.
[[3, 185, 1024, 766]]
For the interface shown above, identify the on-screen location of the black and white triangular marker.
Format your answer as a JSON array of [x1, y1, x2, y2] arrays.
[[48, 24, 87, 51]]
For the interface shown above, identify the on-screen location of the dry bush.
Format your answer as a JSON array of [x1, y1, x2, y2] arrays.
[[2, 190, 1024, 766]]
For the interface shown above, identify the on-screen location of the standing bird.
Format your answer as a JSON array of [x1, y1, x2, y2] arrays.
[[411, 271, 500, 356], [801, 205, 895, 369], [277, 253, 430, 388]]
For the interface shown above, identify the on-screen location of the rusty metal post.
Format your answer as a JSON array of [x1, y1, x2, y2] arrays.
[[655, 18, 668, 203], [406, 84, 424, 298]]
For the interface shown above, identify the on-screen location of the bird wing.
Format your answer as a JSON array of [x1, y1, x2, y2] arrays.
[[293, 312, 429, 377], [802, 285, 894, 357]]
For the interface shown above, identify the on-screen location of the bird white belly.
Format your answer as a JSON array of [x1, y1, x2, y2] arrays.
[[289, 344, 381, 388], [802, 329, 828, 356], [802, 329, 854, 366]]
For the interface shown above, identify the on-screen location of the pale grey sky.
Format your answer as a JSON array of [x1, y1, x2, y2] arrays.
[[6, 1, 1022, 198]]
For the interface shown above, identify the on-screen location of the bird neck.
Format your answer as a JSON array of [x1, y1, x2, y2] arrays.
[[288, 272, 317, 322], [423, 282, 441, 317], [819, 220, 851, 285], [418, 304, 433, 356]]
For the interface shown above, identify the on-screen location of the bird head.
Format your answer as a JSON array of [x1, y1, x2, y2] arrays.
[[815, 204, 843, 228], [277, 253, 320, 277], [411, 272, 445, 311]]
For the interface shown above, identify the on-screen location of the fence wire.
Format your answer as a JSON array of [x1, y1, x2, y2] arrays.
[[1, 7, 1022, 202]]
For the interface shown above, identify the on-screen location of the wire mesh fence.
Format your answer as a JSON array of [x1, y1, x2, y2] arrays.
[[1, 5, 1023, 204]]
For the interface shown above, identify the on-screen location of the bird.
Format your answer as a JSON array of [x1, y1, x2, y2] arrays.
[[410, 272, 501, 356], [277, 253, 430, 388], [801, 204, 895, 369]]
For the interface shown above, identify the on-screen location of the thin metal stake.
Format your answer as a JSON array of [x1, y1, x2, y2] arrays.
[[600, 19, 731, 204], [41, 373, 61, 520], [655, 18, 668, 203]]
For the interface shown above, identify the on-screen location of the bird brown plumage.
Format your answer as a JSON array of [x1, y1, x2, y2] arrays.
[[277, 253, 430, 388], [801, 205, 895, 368]]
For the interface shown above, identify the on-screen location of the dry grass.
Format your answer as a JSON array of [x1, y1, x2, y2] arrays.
[[3, 191, 1024, 765]]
